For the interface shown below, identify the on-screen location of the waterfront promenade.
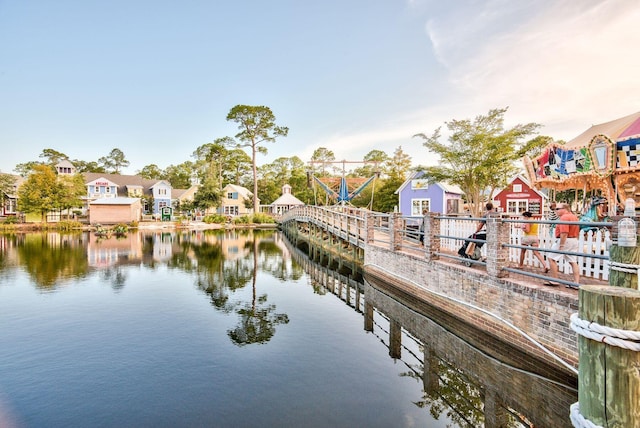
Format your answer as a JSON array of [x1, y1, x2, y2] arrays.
[[279, 205, 613, 374]]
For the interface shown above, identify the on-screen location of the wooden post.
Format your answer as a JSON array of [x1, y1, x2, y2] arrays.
[[577, 284, 640, 427], [575, 218, 640, 426]]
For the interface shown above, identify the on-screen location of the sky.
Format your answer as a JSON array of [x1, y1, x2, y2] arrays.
[[1, 0, 639, 175]]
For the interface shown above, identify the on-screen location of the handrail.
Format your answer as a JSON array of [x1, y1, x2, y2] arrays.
[[280, 206, 614, 285]]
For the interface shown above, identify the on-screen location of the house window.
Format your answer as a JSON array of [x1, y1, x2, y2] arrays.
[[446, 199, 459, 214], [513, 184, 522, 192], [4, 198, 16, 214], [224, 206, 239, 215], [411, 179, 429, 190], [105, 187, 110, 193], [507, 199, 528, 214], [411, 199, 430, 216], [159, 201, 168, 210], [227, 192, 238, 200]]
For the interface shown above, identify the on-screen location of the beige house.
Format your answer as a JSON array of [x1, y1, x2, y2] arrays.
[[219, 184, 255, 216], [89, 197, 142, 225]]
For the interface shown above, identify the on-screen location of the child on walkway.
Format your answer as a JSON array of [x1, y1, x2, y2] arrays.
[[519, 211, 548, 272]]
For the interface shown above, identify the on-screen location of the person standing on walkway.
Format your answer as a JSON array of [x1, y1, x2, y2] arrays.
[[547, 202, 559, 237], [475, 202, 493, 234], [545, 203, 580, 287], [519, 211, 548, 272], [419, 209, 428, 245]]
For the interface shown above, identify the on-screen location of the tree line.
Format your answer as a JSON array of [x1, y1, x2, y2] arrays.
[[1, 106, 548, 219]]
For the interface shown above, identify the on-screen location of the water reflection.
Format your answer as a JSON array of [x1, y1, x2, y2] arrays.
[[288, 239, 577, 427], [0, 229, 578, 426], [0, 229, 298, 348]]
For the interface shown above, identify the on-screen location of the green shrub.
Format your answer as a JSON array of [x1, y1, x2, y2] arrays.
[[233, 215, 251, 224], [57, 220, 83, 231], [251, 213, 276, 224], [203, 214, 226, 224], [113, 223, 128, 235], [2, 216, 18, 224]]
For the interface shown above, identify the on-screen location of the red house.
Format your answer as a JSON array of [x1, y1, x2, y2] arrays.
[[493, 175, 546, 217]]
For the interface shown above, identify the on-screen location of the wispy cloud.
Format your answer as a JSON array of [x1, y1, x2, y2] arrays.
[[434, 0, 640, 139], [311, 0, 640, 168]]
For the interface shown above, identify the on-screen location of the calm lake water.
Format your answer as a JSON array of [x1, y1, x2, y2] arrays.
[[0, 229, 576, 427]]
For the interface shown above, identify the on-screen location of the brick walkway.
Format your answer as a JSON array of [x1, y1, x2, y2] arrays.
[[376, 238, 609, 294]]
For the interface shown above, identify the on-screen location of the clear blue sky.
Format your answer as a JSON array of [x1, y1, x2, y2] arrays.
[[1, 0, 638, 175]]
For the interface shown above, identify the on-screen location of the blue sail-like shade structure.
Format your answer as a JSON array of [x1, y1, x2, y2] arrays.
[[348, 174, 377, 200], [311, 175, 338, 199], [337, 176, 350, 203], [312, 173, 378, 204]]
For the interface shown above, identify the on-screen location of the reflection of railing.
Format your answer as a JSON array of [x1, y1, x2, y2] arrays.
[[286, 235, 364, 312]]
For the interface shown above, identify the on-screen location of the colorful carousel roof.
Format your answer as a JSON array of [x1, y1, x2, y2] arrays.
[[524, 111, 640, 194]]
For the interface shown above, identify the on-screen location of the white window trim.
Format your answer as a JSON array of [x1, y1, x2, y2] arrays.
[[506, 199, 528, 213], [411, 198, 430, 216]]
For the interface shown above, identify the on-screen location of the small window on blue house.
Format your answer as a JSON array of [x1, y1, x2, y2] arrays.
[[411, 199, 430, 216], [411, 179, 429, 190]]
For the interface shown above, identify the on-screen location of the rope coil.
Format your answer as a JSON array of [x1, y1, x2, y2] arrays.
[[570, 402, 603, 428], [608, 260, 640, 288], [570, 313, 640, 352]]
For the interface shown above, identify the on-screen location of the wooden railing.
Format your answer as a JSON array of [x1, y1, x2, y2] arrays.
[[280, 206, 613, 284]]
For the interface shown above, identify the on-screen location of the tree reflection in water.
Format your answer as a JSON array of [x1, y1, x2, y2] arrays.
[[14, 232, 89, 289], [227, 232, 289, 345], [0, 229, 295, 346]]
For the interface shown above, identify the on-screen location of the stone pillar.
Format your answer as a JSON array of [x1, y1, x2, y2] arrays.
[[423, 212, 440, 261], [484, 389, 510, 428], [390, 212, 402, 252], [366, 211, 375, 243], [423, 344, 439, 396], [389, 319, 402, 359], [364, 301, 374, 332], [486, 216, 509, 278]]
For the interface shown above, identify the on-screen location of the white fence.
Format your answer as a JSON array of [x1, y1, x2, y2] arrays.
[[434, 217, 611, 281]]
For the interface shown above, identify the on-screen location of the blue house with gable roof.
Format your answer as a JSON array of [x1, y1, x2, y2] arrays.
[[395, 171, 464, 217]]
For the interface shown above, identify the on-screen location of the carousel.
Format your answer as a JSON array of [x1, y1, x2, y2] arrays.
[[524, 111, 640, 217]]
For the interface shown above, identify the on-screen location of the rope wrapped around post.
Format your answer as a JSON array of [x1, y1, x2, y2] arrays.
[[570, 313, 640, 351], [609, 260, 640, 287]]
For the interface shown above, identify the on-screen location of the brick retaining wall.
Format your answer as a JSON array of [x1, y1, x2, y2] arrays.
[[364, 244, 579, 370]]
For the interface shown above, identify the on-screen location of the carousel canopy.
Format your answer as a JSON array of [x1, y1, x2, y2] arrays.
[[565, 111, 640, 149], [524, 111, 640, 197]]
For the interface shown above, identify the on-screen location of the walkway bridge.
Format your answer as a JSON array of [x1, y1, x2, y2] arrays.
[[279, 205, 613, 375]]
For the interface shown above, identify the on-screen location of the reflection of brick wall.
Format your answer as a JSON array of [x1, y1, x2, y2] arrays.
[[364, 281, 576, 427], [364, 245, 579, 371]]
